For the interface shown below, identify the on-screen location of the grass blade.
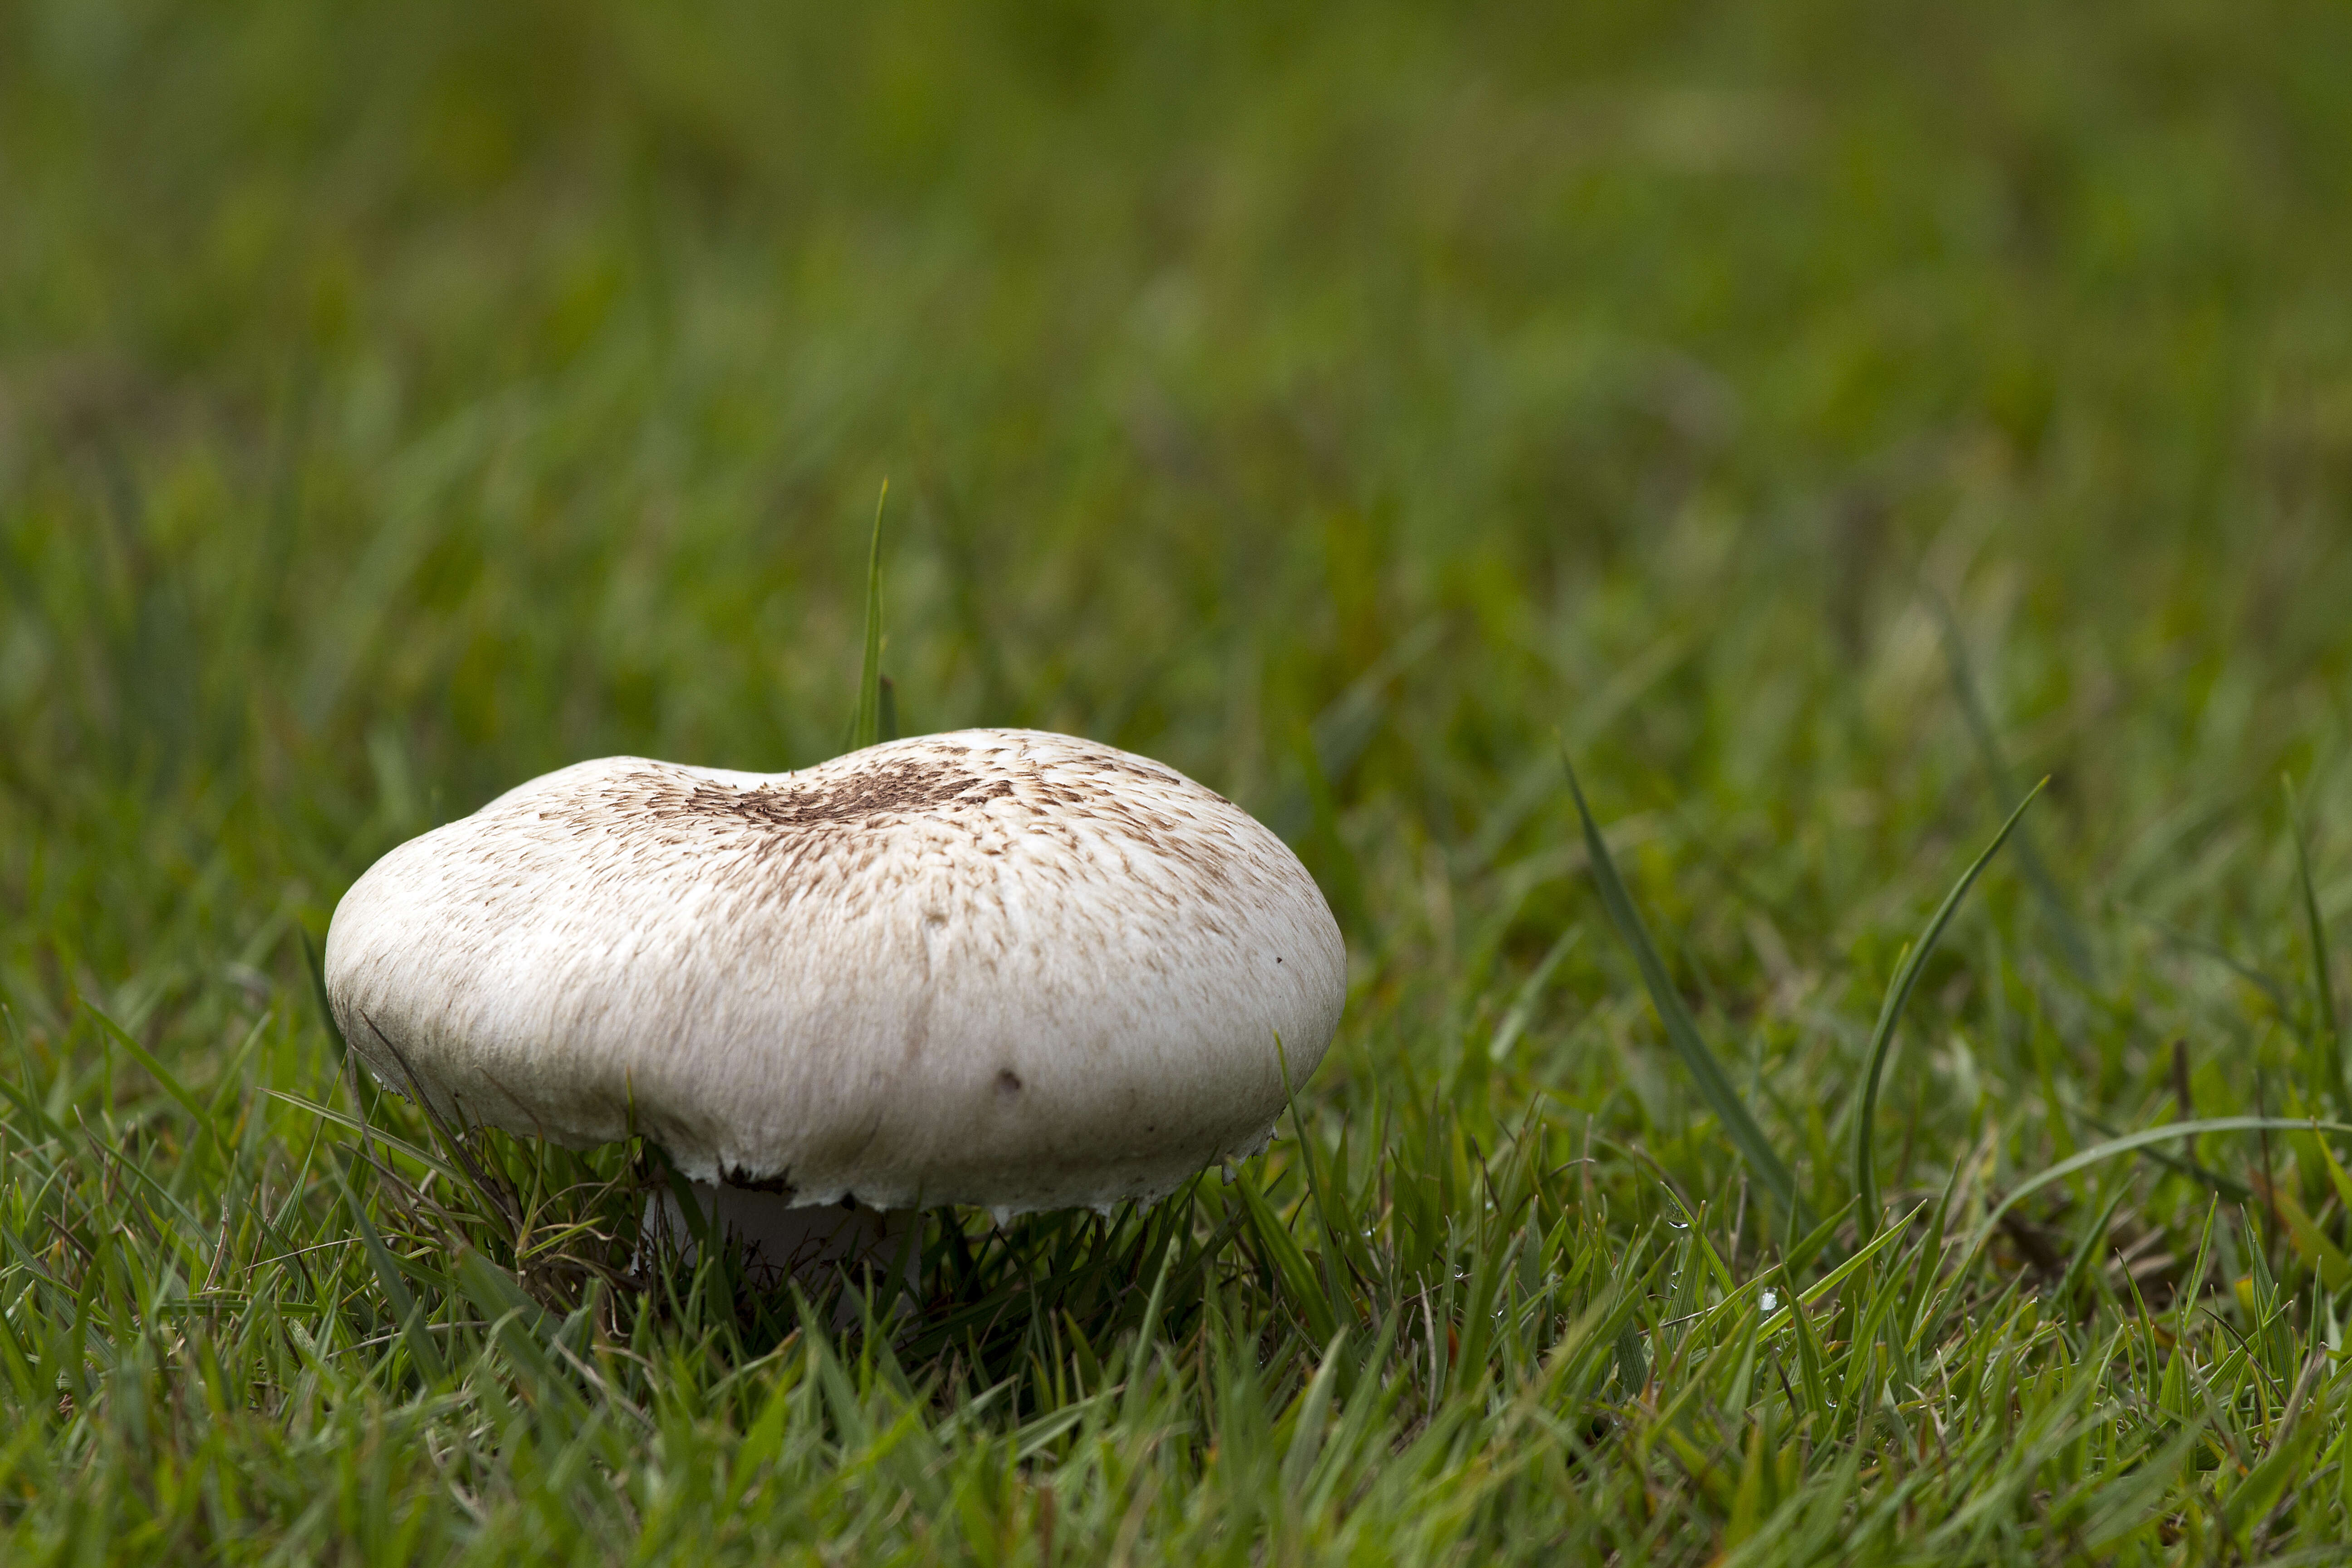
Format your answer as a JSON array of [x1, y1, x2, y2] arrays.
[[83, 1003, 216, 1153], [340, 1167, 446, 1383], [1274, 1033, 1358, 1333], [265, 1089, 467, 1185], [846, 479, 888, 755], [1854, 780, 2043, 1235], [1234, 1171, 1337, 1345], [1961, 1116, 2352, 1264], [2288, 777, 2347, 1117], [1559, 743, 1804, 1227], [2082, 1417, 2207, 1548]]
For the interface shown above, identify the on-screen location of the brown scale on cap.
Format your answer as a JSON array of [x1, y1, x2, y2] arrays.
[[678, 764, 1016, 830], [490, 743, 1238, 920]]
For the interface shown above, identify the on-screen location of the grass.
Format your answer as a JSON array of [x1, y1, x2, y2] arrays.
[[8, 0, 2352, 1561]]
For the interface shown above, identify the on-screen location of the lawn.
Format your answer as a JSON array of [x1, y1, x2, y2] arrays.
[[7, 1, 2352, 1561]]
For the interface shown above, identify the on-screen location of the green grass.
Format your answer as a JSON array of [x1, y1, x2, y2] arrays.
[[8, 0, 2352, 1561]]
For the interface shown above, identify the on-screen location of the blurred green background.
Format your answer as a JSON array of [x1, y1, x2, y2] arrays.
[[6, 0, 2352, 1155], [15, 2, 2352, 1558]]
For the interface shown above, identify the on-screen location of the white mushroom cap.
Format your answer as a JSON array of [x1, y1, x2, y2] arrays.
[[324, 729, 1346, 1216]]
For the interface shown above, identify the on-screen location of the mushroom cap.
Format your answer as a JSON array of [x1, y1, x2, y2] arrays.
[[324, 729, 1346, 1215]]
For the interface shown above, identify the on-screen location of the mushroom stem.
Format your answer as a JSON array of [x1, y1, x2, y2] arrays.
[[643, 1181, 919, 1297]]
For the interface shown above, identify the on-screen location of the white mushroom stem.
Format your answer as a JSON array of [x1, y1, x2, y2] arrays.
[[644, 1182, 920, 1296]]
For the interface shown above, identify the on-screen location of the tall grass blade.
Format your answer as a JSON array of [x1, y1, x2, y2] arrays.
[[1854, 780, 2043, 1236], [1559, 744, 1804, 1226], [2288, 777, 2347, 1118], [846, 480, 888, 755]]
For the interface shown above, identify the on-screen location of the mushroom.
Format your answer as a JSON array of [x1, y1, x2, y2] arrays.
[[323, 729, 1347, 1292]]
